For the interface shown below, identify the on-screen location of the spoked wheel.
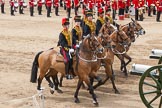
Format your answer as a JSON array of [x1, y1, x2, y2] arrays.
[[139, 65, 162, 108]]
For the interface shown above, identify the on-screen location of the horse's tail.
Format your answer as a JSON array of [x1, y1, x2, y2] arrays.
[[30, 51, 43, 83]]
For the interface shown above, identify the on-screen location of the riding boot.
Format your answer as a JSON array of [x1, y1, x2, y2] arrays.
[[69, 59, 75, 78], [65, 62, 70, 79]]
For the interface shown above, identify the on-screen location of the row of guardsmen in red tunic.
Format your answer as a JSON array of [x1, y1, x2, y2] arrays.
[[0, 0, 5, 14], [18, 0, 24, 14], [10, 0, 15, 16]]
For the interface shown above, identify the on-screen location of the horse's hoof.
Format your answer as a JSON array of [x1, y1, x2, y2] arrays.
[[56, 89, 63, 94], [115, 90, 120, 94], [74, 98, 80, 103], [93, 101, 99, 107], [50, 89, 54, 94]]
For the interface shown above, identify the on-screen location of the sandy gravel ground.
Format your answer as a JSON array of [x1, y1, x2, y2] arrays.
[[0, 2, 162, 108]]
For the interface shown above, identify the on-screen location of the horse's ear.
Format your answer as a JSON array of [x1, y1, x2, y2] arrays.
[[131, 18, 135, 22]]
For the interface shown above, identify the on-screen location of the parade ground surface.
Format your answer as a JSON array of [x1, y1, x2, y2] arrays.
[[0, 3, 162, 108]]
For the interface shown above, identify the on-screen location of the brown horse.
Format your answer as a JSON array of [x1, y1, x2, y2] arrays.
[[116, 18, 146, 74], [91, 26, 131, 90], [30, 34, 105, 106]]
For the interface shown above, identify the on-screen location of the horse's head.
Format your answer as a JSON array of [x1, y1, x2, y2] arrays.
[[97, 33, 111, 47], [82, 33, 104, 54], [122, 22, 136, 42], [131, 18, 146, 35], [116, 25, 131, 47]]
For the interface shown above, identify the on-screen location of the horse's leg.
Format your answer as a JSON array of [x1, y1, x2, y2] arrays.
[[44, 72, 55, 94], [59, 74, 64, 87], [93, 76, 109, 89], [109, 65, 120, 94], [37, 69, 46, 91], [52, 74, 63, 93], [116, 54, 128, 76], [84, 77, 99, 106], [74, 79, 83, 103], [123, 53, 132, 66]]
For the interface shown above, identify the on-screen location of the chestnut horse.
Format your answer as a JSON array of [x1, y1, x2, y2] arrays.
[[30, 34, 105, 106], [116, 18, 146, 75], [91, 26, 131, 89]]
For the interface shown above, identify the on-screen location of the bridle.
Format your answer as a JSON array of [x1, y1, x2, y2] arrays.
[[111, 30, 130, 55], [78, 35, 105, 62]]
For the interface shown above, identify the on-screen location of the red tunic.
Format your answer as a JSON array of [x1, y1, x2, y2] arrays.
[[29, 0, 34, 7], [126, 0, 131, 7], [54, 0, 59, 7], [66, 0, 71, 8], [83, 0, 88, 5], [112, 0, 117, 10], [37, 0, 42, 6], [88, 0, 94, 9], [46, 0, 52, 7], [0, 0, 5, 4], [133, 0, 139, 9], [118, 0, 125, 9], [74, 0, 79, 7], [96, 0, 101, 9], [155, 0, 162, 11], [18, 0, 23, 6], [147, 0, 153, 6], [10, 0, 14, 6]]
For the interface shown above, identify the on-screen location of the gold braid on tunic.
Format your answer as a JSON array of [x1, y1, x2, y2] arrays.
[[61, 29, 72, 46], [74, 25, 82, 41], [85, 20, 96, 34], [98, 16, 105, 25]]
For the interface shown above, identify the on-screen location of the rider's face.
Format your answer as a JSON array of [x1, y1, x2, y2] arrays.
[[87, 16, 93, 21], [63, 24, 69, 29], [76, 21, 81, 26]]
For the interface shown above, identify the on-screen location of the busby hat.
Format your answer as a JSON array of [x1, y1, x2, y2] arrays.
[[62, 18, 70, 25], [86, 10, 93, 17], [74, 15, 81, 22]]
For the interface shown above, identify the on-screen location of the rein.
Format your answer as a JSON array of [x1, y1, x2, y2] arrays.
[[111, 46, 127, 55], [78, 53, 97, 62], [97, 52, 107, 59]]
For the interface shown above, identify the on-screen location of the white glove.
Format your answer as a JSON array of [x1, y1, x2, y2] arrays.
[[76, 44, 79, 48], [69, 48, 74, 53]]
